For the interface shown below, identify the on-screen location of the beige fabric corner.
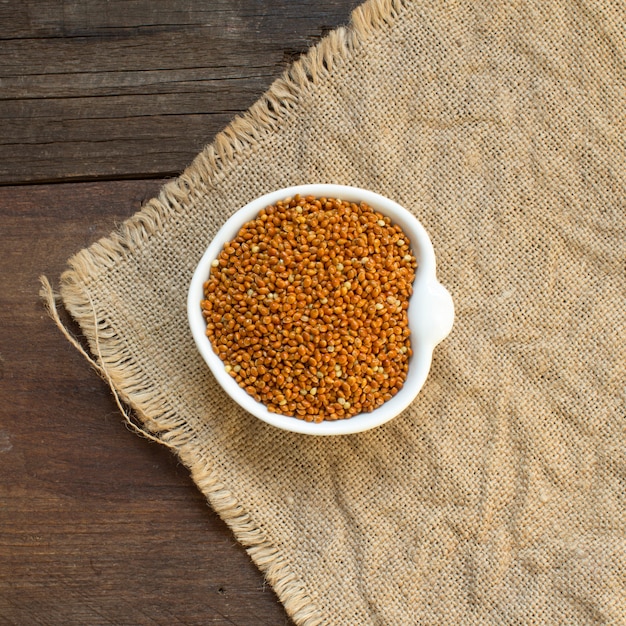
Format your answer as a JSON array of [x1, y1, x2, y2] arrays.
[[47, 0, 626, 623]]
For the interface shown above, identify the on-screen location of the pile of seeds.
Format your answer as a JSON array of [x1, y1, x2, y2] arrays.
[[201, 195, 417, 422]]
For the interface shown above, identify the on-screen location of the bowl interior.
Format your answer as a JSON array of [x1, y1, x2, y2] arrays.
[[188, 184, 450, 435]]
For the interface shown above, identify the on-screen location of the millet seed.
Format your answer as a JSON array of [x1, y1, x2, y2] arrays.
[[200, 195, 417, 423]]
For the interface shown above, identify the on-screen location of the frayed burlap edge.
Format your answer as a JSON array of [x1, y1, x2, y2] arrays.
[[41, 1, 410, 624]]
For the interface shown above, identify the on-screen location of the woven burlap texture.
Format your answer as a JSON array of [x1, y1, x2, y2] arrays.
[[51, 0, 625, 623]]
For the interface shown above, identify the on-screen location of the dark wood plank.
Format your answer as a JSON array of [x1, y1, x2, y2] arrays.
[[0, 180, 292, 624], [0, 0, 355, 39], [0, 0, 361, 185]]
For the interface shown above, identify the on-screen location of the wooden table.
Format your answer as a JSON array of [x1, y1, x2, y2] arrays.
[[1, 2, 360, 622]]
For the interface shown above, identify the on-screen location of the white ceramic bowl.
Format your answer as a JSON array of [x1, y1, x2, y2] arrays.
[[188, 184, 454, 435]]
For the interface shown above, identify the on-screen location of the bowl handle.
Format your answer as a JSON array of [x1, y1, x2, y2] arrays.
[[414, 279, 455, 347]]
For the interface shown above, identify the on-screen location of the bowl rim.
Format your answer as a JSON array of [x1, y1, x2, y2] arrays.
[[187, 184, 453, 435]]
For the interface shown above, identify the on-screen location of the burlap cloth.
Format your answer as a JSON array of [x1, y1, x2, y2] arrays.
[[45, 0, 626, 623]]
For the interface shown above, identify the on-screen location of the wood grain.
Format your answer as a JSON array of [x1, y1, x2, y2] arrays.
[[0, 2, 362, 622], [0, 0, 360, 184]]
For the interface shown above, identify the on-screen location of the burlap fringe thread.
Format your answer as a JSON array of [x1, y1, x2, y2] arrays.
[[40, 1, 411, 624]]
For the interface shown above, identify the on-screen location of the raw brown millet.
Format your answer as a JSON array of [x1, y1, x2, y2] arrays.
[[200, 195, 417, 422]]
